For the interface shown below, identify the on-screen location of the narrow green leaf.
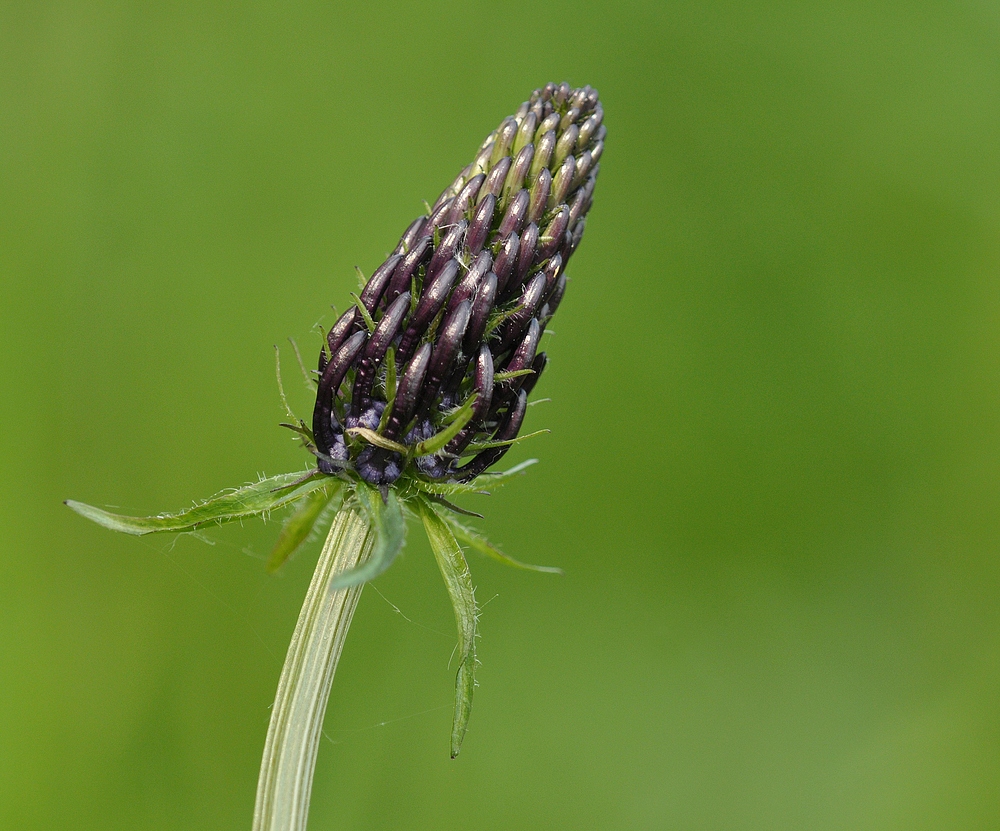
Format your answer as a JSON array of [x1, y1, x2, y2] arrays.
[[418, 496, 477, 758], [279, 421, 315, 444], [425, 494, 483, 518], [327, 486, 406, 591], [440, 512, 563, 575], [266, 482, 342, 573], [413, 394, 477, 457], [415, 459, 538, 496], [351, 293, 376, 332], [65, 470, 330, 536], [345, 427, 408, 455], [461, 429, 549, 455], [274, 346, 298, 421], [288, 337, 316, 392], [492, 368, 535, 382], [485, 303, 524, 336]]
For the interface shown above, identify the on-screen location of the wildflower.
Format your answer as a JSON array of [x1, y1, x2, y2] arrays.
[[67, 83, 604, 789], [311, 81, 604, 490]]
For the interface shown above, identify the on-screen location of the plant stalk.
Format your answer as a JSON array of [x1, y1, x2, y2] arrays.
[[253, 508, 373, 831]]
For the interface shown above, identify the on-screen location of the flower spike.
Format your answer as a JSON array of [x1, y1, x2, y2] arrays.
[[309, 83, 604, 488]]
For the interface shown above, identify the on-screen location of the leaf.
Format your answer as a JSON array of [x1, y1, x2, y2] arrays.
[[413, 394, 477, 457], [345, 427, 408, 455], [274, 346, 298, 421], [425, 494, 484, 518], [460, 429, 549, 455], [327, 485, 406, 591], [351, 293, 376, 332], [418, 496, 477, 758], [288, 337, 316, 392], [266, 482, 342, 573], [492, 368, 535, 382], [416, 459, 538, 497], [439, 511, 563, 575], [65, 470, 331, 536]]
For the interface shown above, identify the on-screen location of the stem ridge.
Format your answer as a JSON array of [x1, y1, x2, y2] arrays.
[[253, 509, 373, 831]]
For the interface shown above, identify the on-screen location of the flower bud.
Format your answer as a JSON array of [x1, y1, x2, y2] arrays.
[[311, 83, 604, 485]]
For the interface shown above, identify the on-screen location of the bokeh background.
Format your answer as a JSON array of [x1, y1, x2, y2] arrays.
[[4, 2, 1000, 829]]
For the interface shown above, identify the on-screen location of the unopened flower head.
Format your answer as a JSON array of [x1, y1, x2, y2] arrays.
[[312, 83, 604, 487]]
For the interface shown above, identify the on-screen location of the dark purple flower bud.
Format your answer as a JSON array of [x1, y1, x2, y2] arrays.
[[535, 112, 560, 143], [544, 272, 568, 318], [418, 300, 471, 414], [567, 178, 593, 228], [472, 344, 495, 413], [490, 117, 518, 166], [359, 253, 401, 313], [480, 156, 511, 201], [445, 345, 495, 455], [396, 258, 460, 362], [447, 249, 491, 316], [528, 169, 551, 224], [383, 342, 431, 440], [424, 197, 456, 240], [497, 189, 530, 239], [384, 234, 431, 303], [321, 307, 359, 372], [469, 142, 493, 179], [351, 291, 411, 412], [559, 107, 580, 131], [446, 174, 485, 226], [538, 206, 570, 261], [565, 219, 586, 261], [503, 145, 534, 203], [463, 271, 497, 354], [455, 390, 528, 481], [498, 272, 546, 352], [553, 125, 579, 170], [466, 194, 496, 255], [394, 217, 426, 255], [312, 329, 366, 471], [503, 317, 541, 382], [431, 165, 470, 212], [520, 351, 547, 396], [572, 150, 593, 190], [577, 110, 602, 149], [493, 231, 520, 297], [312, 83, 602, 485], [514, 111, 537, 156], [591, 139, 604, 165], [548, 155, 576, 210], [514, 222, 539, 288], [427, 220, 467, 281], [541, 252, 563, 294], [530, 130, 556, 180]]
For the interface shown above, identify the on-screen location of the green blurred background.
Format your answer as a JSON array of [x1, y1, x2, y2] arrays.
[[4, 1, 1000, 828]]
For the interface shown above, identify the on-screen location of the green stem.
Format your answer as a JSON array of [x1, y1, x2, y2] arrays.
[[253, 508, 373, 831]]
